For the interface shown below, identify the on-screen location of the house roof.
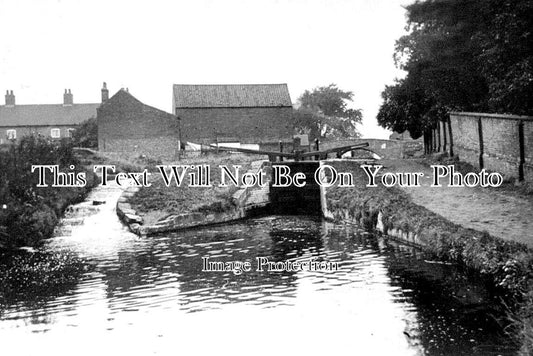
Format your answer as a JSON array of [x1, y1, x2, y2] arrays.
[[0, 103, 99, 127], [173, 84, 292, 108]]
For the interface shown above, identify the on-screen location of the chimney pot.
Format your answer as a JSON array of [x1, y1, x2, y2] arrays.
[[5, 90, 15, 106], [101, 82, 109, 103], [63, 89, 73, 106]]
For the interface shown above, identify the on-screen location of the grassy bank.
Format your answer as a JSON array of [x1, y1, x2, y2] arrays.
[[0, 136, 98, 249], [129, 153, 264, 225], [324, 160, 533, 354]]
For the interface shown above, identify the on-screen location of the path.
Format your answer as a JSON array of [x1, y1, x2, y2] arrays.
[[383, 159, 533, 249]]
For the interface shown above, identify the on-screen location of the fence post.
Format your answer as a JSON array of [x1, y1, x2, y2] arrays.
[[433, 128, 437, 152], [478, 117, 484, 169], [437, 122, 441, 152], [519, 120, 525, 181], [447, 115, 454, 157], [442, 120, 447, 153]]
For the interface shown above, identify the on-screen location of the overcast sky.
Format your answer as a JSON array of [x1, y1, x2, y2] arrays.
[[0, 0, 409, 139]]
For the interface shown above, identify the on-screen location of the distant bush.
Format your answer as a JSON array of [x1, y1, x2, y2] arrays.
[[71, 116, 97, 149], [0, 135, 93, 248]]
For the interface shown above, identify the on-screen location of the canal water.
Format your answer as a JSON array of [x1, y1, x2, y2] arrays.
[[0, 184, 518, 355]]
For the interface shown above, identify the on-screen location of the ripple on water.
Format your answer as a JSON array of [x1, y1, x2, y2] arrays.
[[0, 189, 520, 356]]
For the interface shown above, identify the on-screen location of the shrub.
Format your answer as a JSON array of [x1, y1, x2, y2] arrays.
[[0, 134, 91, 248], [71, 116, 97, 149]]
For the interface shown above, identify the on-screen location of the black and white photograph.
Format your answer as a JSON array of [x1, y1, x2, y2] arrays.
[[0, 0, 532, 355]]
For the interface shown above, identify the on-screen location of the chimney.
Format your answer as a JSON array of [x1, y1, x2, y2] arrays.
[[63, 89, 73, 106], [5, 90, 15, 107], [101, 82, 109, 103]]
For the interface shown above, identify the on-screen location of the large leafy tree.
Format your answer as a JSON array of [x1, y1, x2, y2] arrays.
[[476, 0, 533, 114], [294, 84, 362, 140], [377, 78, 434, 139], [378, 0, 533, 138]]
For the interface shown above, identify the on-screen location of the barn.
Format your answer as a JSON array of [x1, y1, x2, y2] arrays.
[[173, 84, 293, 150]]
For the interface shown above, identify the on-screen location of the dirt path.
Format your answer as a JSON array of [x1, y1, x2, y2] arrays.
[[382, 159, 533, 249]]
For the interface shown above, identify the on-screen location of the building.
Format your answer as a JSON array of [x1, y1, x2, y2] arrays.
[[173, 84, 293, 150], [0, 88, 100, 145], [97, 88, 179, 160]]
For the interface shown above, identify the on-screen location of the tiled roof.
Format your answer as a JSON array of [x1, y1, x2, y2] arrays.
[[0, 103, 99, 127], [173, 84, 292, 108]]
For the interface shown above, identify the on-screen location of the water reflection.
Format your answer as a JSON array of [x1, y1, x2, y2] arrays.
[[0, 185, 518, 355]]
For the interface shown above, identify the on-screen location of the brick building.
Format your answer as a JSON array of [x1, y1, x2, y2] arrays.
[[97, 88, 179, 160], [0, 89, 99, 145], [173, 84, 293, 150]]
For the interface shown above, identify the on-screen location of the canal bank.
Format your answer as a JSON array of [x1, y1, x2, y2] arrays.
[[322, 159, 532, 293], [118, 158, 271, 235], [321, 159, 533, 354]]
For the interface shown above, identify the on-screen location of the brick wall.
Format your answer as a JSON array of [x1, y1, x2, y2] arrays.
[[442, 112, 533, 182], [99, 136, 179, 161], [97, 90, 179, 161], [175, 107, 293, 145], [449, 113, 481, 167]]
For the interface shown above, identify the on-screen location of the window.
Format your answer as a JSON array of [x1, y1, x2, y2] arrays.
[[67, 128, 75, 138], [51, 128, 61, 138], [6, 129, 16, 140]]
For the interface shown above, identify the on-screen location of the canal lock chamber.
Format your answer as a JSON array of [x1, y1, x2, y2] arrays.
[[269, 161, 323, 215]]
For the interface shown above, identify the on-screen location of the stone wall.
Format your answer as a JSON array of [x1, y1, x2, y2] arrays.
[[442, 112, 533, 182]]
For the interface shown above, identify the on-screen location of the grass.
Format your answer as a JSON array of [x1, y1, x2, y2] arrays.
[[128, 153, 265, 224], [425, 153, 533, 196]]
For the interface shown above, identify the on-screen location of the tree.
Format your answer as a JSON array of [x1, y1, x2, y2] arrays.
[[378, 0, 533, 142], [71, 117, 97, 149], [294, 84, 362, 140], [475, 0, 533, 115], [377, 78, 433, 139]]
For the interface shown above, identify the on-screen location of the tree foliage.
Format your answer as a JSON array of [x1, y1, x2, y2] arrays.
[[378, 0, 533, 137], [71, 116, 97, 149], [0, 135, 87, 247], [294, 84, 362, 140]]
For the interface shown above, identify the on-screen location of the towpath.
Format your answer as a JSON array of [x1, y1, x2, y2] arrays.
[[382, 159, 533, 249]]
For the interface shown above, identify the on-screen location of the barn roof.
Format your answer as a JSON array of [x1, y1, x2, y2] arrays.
[[0, 103, 99, 127], [173, 84, 292, 108]]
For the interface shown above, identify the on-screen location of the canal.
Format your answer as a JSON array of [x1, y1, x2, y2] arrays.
[[0, 184, 518, 355]]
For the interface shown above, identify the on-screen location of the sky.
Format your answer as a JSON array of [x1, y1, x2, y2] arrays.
[[0, 0, 409, 139]]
